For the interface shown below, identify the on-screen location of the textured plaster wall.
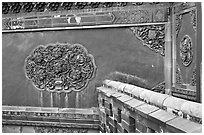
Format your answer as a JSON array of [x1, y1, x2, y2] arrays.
[[2, 28, 164, 108]]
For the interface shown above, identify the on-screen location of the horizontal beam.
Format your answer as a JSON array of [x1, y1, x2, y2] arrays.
[[2, 22, 167, 33]]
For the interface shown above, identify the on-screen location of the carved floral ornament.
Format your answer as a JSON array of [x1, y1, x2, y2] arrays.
[[175, 8, 196, 67], [24, 42, 96, 93], [34, 127, 88, 133], [180, 35, 193, 67], [191, 66, 196, 86], [130, 25, 165, 56], [176, 63, 183, 84]]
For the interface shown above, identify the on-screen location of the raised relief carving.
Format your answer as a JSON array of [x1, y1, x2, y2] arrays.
[[25, 42, 96, 93], [130, 25, 165, 56], [190, 9, 197, 32], [191, 66, 196, 86], [2, 2, 169, 31], [153, 8, 166, 22], [176, 63, 183, 84], [175, 14, 183, 38], [180, 35, 193, 67], [114, 9, 151, 24], [34, 127, 88, 133]]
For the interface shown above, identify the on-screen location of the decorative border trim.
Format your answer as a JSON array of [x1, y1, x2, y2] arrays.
[[2, 120, 99, 130], [2, 3, 169, 32]]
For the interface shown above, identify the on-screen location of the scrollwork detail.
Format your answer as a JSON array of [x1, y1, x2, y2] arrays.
[[175, 14, 183, 38], [190, 9, 197, 32], [130, 25, 165, 56], [34, 126, 88, 133], [176, 63, 183, 84], [179, 35, 193, 67], [191, 67, 196, 86], [114, 9, 151, 24], [24, 42, 96, 93]]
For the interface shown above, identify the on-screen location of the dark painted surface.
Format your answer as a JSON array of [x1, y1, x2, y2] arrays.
[[2, 27, 164, 108]]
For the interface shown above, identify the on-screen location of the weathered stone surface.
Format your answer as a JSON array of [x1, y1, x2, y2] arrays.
[[140, 90, 157, 103], [123, 84, 136, 95], [105, 80, 123, 90], [87, 129, 100, 133], [124, 98, 145, 110], [117, 83, 127, 92], [131, 87, 146, 98], [136, 104, 159, 118], [25, 107, 41, 112], [149, 109, 177, 131], [2, 106, 26, 111], [103, 79, 112, 86], [117, 94, 133, 103], [97, 79, 202, 133], [166, 117, 202, 133], [149, 92, 170, 108], [180, 101, 202, 118], [97, 87, 111, 94], [2, 125, 21, 133], [163, 96, 187, 110], [111, 93, 124, 99], [21, 126, 35, 133], [122, 119, 135, 133], [149, 109, 177, 123], [136, 120, 148, 133], [3, 106, 100, 132], [105, 90, 117, 97]]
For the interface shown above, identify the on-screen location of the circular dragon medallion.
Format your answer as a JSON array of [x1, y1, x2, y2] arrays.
[[179, 35, 193, 67], [24, 42, 96, 93]]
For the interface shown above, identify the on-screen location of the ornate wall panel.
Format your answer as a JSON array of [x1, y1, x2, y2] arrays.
[[24, 43, 96, 93], [172, 4, 200, 102], [2, 26, 165, 108]]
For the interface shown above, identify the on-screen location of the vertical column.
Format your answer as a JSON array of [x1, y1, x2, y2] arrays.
[[58, 93, 61, 108], [50, 92, 53, 107], [164, 22, 172, 95], [196, 3, 202, 103], [172, 13, 177, 87], [75, 92, 79, 108], [40, 90, 43, 107], [65, 93, 69, 108]]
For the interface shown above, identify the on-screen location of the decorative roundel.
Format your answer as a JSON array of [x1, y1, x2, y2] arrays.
[[24, 42, 96, 93], [179, 35, 193, 67]]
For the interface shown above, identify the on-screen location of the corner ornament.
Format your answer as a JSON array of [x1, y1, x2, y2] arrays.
[[24, 42, 96, 93], [130, 25, 165, 56]]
